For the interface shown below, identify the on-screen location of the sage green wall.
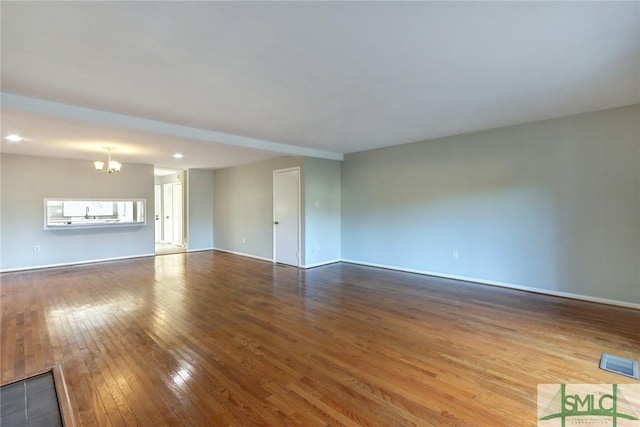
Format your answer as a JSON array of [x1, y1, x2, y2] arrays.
[[213, 156, 304, 260], [212, 156, 341, 266], [342, 105, 640, 305], [4, 106, 637, 307], [304, 157, 341, 267], [0, 153, 155, 271], [186, 169, 214, 251]]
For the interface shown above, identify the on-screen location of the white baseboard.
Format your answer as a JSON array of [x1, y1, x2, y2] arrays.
[[302, 259, 342, 269], [5, 251, 636, 310], [212, 247, 273, 263], [0, 253, 156, 273], [187, 247, 215, 253], [341, 258, 640, 310], [211, 250, 340, 269]]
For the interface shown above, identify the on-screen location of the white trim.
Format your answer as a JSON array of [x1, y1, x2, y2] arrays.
[[302, 259, 342, 269], [0, 253, 156, 273], [187, 247, 215, 253], [213, 248, 273, 263], [341, 258, 640, 310], [2, 92, 343, 161]]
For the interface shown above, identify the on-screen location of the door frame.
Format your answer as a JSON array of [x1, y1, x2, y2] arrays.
[[159, 180, 185, 247], [154, 184, 162, 243], [172, 181, 183, 247], [162, 183, 173, 243], [272, 167, 301, 267]]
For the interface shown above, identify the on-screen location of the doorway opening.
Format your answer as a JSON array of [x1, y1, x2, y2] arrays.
[[154, 168, 186, 255]]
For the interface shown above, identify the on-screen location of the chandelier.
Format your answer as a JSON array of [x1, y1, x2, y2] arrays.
[[94, 147, 122, 173]]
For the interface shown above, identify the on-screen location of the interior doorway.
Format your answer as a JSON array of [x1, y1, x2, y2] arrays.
[[273, 167, 300, 267], [154, 170, 186, 255]]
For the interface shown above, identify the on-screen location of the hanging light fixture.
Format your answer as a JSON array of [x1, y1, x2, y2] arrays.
[[94, 146, 122, 173]]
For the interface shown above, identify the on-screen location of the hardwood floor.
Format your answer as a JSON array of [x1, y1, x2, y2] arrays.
[[1, 251, 639, 426]]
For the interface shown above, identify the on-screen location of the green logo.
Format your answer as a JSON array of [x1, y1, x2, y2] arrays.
[[538, 384, 640, 427]]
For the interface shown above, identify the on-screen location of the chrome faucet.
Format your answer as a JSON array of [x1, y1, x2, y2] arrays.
[[85, 207, 90, 219]]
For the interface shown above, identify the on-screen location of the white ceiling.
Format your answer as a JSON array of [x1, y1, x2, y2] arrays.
[[1, 1, 639, 172]]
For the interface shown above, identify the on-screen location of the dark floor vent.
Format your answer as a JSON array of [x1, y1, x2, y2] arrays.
[[600, 353, 640, 379], [0, 371, 63, 426]]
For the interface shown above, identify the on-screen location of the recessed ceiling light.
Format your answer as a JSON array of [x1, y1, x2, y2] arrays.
[[5, 134, 23, 142], [173, 153, 184, 159]]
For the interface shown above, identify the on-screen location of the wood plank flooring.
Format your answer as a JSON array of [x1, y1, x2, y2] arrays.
[[1, 251, 639, 426]]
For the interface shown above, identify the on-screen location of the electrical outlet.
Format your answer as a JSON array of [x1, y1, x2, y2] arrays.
[[242, 237, 246, 244], [34, 245, 41, 252], [452, 250, 459, 259]]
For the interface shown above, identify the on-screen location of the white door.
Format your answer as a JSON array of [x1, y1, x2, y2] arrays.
[[154, 185, 162, 242], [163, 183, 173, 243], [172, 182, 183, 247], [273, 168, 300, 266]]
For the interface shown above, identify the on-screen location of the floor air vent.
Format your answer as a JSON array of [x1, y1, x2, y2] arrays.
[[0, 371, 63, 426], [600, 353, 640, 379]]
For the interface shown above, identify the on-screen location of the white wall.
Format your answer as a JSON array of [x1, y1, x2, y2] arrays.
[[304, 157, 341, 267], [0, 154, 155, 271], [186, 169, 214, 251], [342, 105, 640, 306]]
